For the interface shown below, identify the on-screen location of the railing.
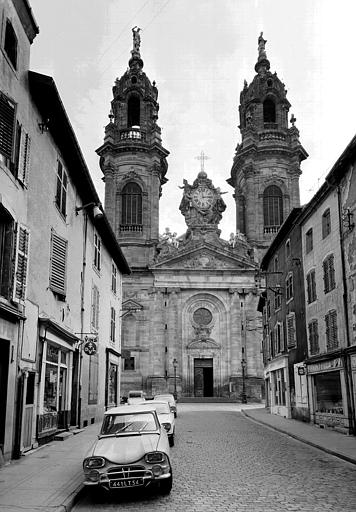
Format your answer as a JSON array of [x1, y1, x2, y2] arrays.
[[120, 224, 143, 233], [264, 226, 280, 234], [120, 129, 146, 141], [259, 131, 286, 142]]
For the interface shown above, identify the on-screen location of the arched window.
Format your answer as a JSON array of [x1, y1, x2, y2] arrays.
[[263, 98, 276, 123], [121, 182, 142, 228], [127, 95, 140, 127], [263, 185, 283, 233]]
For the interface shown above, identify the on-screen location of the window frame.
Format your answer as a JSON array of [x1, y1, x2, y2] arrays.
[[110, 306, 116, 343], [111, 262, 117, 294], [325, 310, 338, 351], [305, 228, 313, 254], [4, 19, 18, 70], [322, 208, 331, 239], [285, 272, 294, 302], [124, 356, 135, 371], [308, 319, 319, 355], [49, 230, 67, 299], [306, 269, 317, 304], [323, 254, 335, 294], [55, 160, 68, 218], [93, 231, 101, 272]]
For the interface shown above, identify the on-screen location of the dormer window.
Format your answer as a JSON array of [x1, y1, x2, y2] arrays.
[[263, 98, 276, 123], [127, 95, 140, 127]]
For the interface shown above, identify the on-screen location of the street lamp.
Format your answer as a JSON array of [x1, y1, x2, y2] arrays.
[[241, 358, 247, 404], [173, 358, 178, 400]]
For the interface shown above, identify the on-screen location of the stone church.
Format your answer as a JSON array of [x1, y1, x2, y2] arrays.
[[96, 31, 307, 400]]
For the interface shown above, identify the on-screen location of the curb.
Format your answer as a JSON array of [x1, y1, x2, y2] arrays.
[[241, 409, 356, 466]]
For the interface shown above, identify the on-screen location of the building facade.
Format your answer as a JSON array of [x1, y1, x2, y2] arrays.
[[0, 0, 130, 463], [97, 31, 307, 400]]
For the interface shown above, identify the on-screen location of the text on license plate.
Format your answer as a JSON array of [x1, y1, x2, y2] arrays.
[[110, 478, 144, 488]]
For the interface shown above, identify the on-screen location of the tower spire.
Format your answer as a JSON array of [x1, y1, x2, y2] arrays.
[[255, 32, 270, 73]]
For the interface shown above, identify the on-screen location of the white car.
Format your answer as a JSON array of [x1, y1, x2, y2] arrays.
[[127, 390, 146, 405], [83, 404, 173, 494], [139, 401, 175, 447], [154, 394, 177, 418]]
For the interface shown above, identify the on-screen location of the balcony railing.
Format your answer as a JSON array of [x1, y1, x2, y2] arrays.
[[264, 225, 280, 234], [259, 131, 286, 142], [120, 224, 143, 233], [120, 129, 146, 141]]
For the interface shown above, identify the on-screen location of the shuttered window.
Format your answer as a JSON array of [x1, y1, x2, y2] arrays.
[[91, 285, 100, 330], [0, 91, 15, 167], [306, 269, 317, 303], [55, 160, 67, 217], [286, 313, 296, 347], [286, 273, 293, 302], [94, 232, 101, 271], [325, 310, 338, 351], [323, 254, 335, 293], [88, 352, 99, 404], [110, 306, 116, 342], [305, 228, 313, 253], [322, 209, 331, 239], [49, 230, 67, 297], [308, 320, 319, 355], [13, 224, 30, 302], [18, 131, 31, 184], [0, 207, 15, 299]]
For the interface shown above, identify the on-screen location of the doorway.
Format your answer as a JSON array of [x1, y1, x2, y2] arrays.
[[194, 358, 213, 397]]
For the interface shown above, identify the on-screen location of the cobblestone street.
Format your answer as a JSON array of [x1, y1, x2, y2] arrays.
[[73, 404, 356, 512]]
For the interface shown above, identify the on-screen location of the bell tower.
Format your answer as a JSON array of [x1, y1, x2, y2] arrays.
[[227, 33, 308, 258], [97, 27, 169, 267]]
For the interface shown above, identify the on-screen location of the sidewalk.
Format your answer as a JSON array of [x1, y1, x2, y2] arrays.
[[0, 422, 100, 512], [242, 407, 356, 465], [1, 408, 356, 512]]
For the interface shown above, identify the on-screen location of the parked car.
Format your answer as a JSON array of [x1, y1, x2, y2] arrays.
[[127, 390, 146, 405], [139, 401, 175, 447], [154, 394, 177, 417], [82, 404, 173, 494]]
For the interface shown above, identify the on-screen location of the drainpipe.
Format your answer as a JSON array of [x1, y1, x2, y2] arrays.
[[336, 183, 355, 435]]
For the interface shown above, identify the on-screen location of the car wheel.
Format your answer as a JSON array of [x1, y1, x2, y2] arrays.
[[169, 433, 175, 447], [159, 475, 173, 495]]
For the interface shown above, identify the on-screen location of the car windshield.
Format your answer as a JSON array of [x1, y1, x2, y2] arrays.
[[101, 412, 158, 435]]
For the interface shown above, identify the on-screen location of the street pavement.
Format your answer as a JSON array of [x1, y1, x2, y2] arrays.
[[0, 404, 356, 511]]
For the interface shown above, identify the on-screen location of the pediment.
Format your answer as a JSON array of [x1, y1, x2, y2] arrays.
[[187, 338, 221, 350], [121, 299, 143, 312], [152, 244, 256, 271]]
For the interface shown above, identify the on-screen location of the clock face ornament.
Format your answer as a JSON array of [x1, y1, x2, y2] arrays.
[[191, 187, 214, 209]]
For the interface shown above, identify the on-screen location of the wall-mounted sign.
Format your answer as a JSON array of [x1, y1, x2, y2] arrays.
[[298, 367, 306, 376], [84, 340, 97, 356]]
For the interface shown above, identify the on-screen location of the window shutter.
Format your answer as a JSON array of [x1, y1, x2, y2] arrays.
[[18, 131, 31, 184], [13, 224, 30, 302], [49, 230, 67, 296], [0, 92, 15, 162], [286, 313, 296, 347]]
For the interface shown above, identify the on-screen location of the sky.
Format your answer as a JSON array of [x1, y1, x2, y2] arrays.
[[29, 0, 356, 240]]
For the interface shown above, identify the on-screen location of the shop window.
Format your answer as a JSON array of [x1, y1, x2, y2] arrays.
[[315, 371, 343, 414], [91, 285, 100, 330], [308, 319, 319, 355], [43, 344, 68, 414], [286, 313, 296, 347], [108, 363, 118, 406], [93, 231, 101, 272], [285, 272, 293, 302], [306, 269, 317, 303], [305, 228, 313, 253], [49, 230, 67, 299], [111, 263, 117, 294], [323, 254, 335, 293], [322, 208, 331, 239], [274, 369, 286, 406], [88, 353, 99, 404], [55, 160, 67, 217], [110, 306, 116, 342], [124, 356, 135, 371], [325, 310, 338, 351]]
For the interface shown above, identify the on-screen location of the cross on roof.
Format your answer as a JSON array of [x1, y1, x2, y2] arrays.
[[195, 150, 209, 172]]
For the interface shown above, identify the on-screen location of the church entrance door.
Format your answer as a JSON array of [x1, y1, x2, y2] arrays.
[[194, 358, 213, 397]]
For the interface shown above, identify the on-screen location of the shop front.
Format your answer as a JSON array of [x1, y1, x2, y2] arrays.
[[37, 319, 77, 442], [106, 347, 121, 409], [307, 356, 350, 433], [266, 355, 290, 418]]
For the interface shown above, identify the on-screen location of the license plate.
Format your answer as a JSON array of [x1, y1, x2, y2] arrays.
[[109, 478, 144, 488]]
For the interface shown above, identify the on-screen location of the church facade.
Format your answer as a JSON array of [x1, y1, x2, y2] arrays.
[[96, 31, 307, 400]]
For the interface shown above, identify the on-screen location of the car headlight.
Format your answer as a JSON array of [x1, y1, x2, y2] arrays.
[[83, 457, 106, 469], [145, 452, 166, 464], [162, 422, 171, 432]]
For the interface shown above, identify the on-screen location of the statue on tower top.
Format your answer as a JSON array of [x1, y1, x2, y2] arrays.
[[258, 32, 267, 60], [132, 26, 141, 53]]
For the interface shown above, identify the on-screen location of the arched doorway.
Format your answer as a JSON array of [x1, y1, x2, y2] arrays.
[[194, 358, 213, 397]]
